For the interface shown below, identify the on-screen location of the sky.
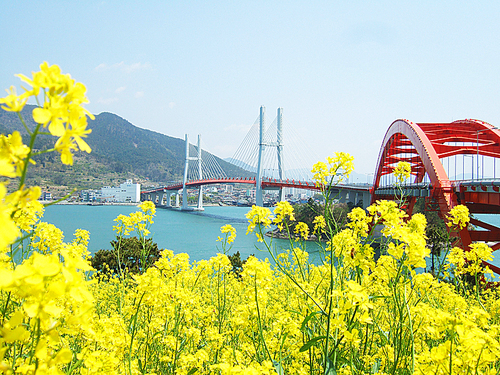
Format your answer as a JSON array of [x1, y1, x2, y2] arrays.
[[2, 1, 500, 180]]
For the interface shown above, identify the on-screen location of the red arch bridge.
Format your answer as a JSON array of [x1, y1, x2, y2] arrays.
[[142, 118, 500, 273]]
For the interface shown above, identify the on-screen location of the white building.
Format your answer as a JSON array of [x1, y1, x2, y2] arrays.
[[101, 179, 140, 203]]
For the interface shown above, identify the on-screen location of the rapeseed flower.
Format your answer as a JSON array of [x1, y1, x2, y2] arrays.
[[1, 62, 94, 165], [311, 152, 354, 187], [447, 204, 470, 230], [273, 200, 295, 230], [217, 224, 236, 244], [312, 215, 326, 235], [393, 161, 411, 184], [294, 222, 310, 241], [245, 205, 273, 239]]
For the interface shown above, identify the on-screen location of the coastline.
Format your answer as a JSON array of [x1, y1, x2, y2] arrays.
[[40, 201, 140, 206], [40, 201, 224, 207]]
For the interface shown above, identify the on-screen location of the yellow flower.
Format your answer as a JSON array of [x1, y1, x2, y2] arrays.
[[311, 161, 329, 186], [447, 205, 470, 230], [312, 152, 354, 187], [12, 200, 44, 232], [0, 86, 27, 112], [393, 161, 411, 184], [245, 205, 272, 238], [294, 222, 309, 241], [273, 201, 295, 230], [0, 184, 20, 251], [11, 62, 94, 165], [347, 207, 371, 237], [0, 131, 31, 177], [312, 215, 326, 234], [218, 224, 236, 244]]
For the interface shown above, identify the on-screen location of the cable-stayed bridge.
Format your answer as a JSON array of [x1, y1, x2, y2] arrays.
[[142, 106, 371, 211], [142, 111, 500, 269]]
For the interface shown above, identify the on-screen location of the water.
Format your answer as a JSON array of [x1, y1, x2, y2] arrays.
[[41, 205, 500, 271], [42, 205, 324, 262]]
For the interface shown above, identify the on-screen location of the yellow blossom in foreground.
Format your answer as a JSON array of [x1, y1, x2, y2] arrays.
[[273, 200, 295, 230], [2, 62, 95, 165], [217, 224, 236, 244], [447, 204, 470, 230], [393, 161, 411, 184], [245, 205, 273, 238], [312, 215, 326, 234], [311, 152, 354, 187], [0, 131, 31, 178], [0, 184, 20, 251], [12, 199, 44, 232], [294, 222, 310, 241], [0, 86, 27, 112]]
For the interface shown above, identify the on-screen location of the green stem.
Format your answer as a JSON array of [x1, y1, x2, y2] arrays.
[[18, 123, 42, 189]]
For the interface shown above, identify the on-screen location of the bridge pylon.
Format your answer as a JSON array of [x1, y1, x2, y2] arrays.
[[182, 134, 204, 211], [255, 107, 285, 206], [255, 106, 265, 206]]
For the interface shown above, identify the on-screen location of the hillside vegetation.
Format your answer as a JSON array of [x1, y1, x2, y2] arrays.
[[0, 105, 252, 196]]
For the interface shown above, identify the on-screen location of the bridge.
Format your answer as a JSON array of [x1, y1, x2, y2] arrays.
[[141, 106, 371, 210], [142, 176, 371, 210], [142, 111, 500, 271]]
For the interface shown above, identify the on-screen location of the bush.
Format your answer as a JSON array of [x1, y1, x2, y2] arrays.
[[91, 236, 162, 276]]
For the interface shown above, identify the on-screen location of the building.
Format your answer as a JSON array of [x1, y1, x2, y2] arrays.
[[101, 180, 141, 203], [80, 189, 101, 202], [40, 191, 52, 201]]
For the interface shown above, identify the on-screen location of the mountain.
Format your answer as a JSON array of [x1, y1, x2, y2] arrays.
[[0, 105, 253, 195]]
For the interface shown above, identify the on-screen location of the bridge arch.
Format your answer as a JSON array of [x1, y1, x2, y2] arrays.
[[372, 118, 500, 255]]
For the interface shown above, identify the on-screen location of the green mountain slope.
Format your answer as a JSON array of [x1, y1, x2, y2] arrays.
[[0, 105, 252, 195]]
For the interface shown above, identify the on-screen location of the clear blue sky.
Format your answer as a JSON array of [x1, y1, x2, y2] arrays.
[[2, 1, 500, 176]]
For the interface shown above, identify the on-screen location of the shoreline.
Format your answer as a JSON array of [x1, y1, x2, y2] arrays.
[[41, 201, 224, 207], [41, 201, 140, 206]]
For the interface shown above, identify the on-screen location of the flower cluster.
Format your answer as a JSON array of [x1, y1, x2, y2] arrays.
[[273, 200, 295, 230], [447, 204, 471, 229], [393, 160, 412, 184], [217, 224, 237, 244], [0, 62, 94, 165], [113, 201, 156, 237], [311, 152, 354, 187]]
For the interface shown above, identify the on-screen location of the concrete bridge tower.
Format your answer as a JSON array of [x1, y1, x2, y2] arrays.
[[255, 107, 285, 206], [182, 134, 204, 211]]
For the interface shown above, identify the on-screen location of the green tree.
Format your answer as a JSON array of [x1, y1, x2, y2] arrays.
[[413, 197, 448, 273], [90, 236, 162, 276], [292, 198, 350, 240]]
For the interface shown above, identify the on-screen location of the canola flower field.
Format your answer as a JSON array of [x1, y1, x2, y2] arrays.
[[0, 63, 499, 374]]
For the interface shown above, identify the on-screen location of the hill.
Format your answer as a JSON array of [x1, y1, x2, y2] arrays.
[[0, 105, 252, 197]]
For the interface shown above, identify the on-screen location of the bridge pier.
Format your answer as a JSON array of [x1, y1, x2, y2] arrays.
[[164, 192, 171, 207], [197, 186, 203, 210], [328, 187, 371, 209]]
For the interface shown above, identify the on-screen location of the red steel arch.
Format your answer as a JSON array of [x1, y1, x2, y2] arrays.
[[371, 119, 500, 259]]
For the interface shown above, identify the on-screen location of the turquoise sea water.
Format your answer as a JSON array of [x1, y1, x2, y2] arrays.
[[42, 205, 324, 263], [42, 205, 500, 270]]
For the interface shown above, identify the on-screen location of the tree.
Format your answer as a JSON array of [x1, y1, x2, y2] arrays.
[[413, 198, 448, 273], [91, 236, 162, 276], [292, 198, 350, 240]]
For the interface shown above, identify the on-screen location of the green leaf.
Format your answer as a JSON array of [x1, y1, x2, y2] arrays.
[[325, 358, 336, 374], [299, 335, 327, 352], [187, 368, 198, 375], [300, 311, 323, 332], [272, 360, 284, 375]]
